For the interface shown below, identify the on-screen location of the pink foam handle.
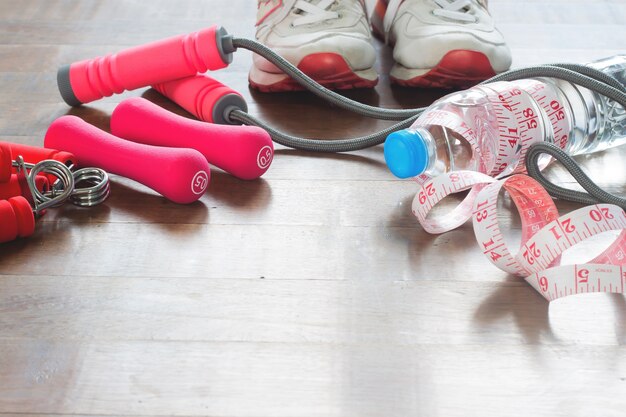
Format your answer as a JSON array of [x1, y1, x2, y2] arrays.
[[64, 26, 231, 105], [111, 97, 274, 180], [153, 74, 245, 124], [44, 116, 210, 204]]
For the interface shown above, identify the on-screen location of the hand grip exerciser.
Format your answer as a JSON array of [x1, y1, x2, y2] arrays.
[[0, 153, 110, 245], [44, 116, 211, 204], [111, 97, 274, 180], [0, 143, 12, 182], [0, 196, 36, 244], [0, 141, 76, 185], [0, 174, 48, 200], [0, 142, 69, 200], [0, 141, 76, 170], [57, 26, 234, 106]]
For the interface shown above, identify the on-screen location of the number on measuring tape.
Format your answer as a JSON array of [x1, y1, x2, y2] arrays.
[[526, 265, 626, 301], [411, 171, 495, 235], [406, 144, 625, 302], [516, 79, 572, 150]]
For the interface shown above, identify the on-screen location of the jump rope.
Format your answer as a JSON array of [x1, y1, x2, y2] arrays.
[[54, 26, 626, 209], [4, 26, 626, 300]]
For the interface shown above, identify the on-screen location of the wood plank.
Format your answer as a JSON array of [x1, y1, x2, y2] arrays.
[[1, 340, 625, 417], [0, 221, 494, 280], [0, 0, 625, 416], [2, 275, 626, 345]]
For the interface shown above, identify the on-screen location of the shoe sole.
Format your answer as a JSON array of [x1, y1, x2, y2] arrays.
[[249, 52, 378, 92], [391, 50, 497, 89]]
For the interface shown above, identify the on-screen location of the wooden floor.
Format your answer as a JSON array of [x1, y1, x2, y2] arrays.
[[1, 0, 626, 416]]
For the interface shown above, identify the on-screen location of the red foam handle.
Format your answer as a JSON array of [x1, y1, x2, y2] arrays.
[[0, 174, 48, 200], [111, 97, 274, 180], [0, 143, 11, 182], [0, 140, 76, 170], [153, 74, 247, 124], [0, 196, 35, 244], [44, 116, 211, 204], [60, 26, 232, 105]]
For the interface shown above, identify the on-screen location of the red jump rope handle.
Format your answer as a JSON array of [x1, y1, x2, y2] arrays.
[[0, 196, 35, 244], [0, 174, 49, 200], [153, 74, 248, 125], [44, 116, 211, 204], [111, 97, 274, 180], [57, 26, 234, 106]]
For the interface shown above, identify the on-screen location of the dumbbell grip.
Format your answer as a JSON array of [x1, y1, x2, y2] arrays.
[[44, 116, 210, 204], [58, 26, 233, 106]]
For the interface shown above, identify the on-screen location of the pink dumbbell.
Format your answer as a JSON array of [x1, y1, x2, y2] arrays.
[[111, 97, 273, 180], [44, 116, 210, 204]]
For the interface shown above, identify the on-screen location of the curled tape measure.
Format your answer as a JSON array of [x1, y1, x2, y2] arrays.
[[412, 172, 626, 301], [408, 80, 625, 301]]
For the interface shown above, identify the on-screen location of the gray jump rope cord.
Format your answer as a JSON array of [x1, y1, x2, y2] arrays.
[[230, 37, 626, 151], [525, 142, 626, 210], [231, 110, 420, 152], [231, 37, 417, 121], [230, 38, 626, 206]]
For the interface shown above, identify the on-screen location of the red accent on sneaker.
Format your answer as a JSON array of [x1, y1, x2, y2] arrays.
[[374, 0, 389, 20], [392, 50, 497, 89], [250, 53, 378, 92], [371, 0, 391, 38], [257, 0, 283, 26]]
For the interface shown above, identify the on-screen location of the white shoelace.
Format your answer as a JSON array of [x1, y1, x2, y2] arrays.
[[432, 0, 477, 22], [383, 0, 479, 38], [292, 0, 339, 26]]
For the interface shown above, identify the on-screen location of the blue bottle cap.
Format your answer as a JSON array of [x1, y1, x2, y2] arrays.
[[384, 129, 430, 178]]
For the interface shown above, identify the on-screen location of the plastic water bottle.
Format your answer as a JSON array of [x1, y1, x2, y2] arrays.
[[384, 55, 626, 179]]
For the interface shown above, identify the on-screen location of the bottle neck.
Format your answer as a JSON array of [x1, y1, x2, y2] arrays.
[[413, 127, 438, 176], [544, 78, 600, 155]]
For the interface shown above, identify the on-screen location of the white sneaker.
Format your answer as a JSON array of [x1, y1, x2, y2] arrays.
[[371, 0, 512, 88], [252, 0, 378, 92]]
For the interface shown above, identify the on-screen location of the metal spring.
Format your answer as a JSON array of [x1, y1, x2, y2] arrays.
[[68, 167, 110, 207], [15, 157, 110, 214]]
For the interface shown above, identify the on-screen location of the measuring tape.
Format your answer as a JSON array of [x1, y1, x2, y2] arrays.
[[412, 171, 626, 301], [514, 79, 571, 150], [408, 82, 625, 301]]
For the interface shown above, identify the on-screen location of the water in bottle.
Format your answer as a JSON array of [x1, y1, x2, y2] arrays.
[[384, 55, 626, 179]]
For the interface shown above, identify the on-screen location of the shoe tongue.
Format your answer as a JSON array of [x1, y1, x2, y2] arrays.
[[382, 0, 404, 38], [295, 0, 332, 10], [277, 0, 301, 20], [438, 0, 487, 10]]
